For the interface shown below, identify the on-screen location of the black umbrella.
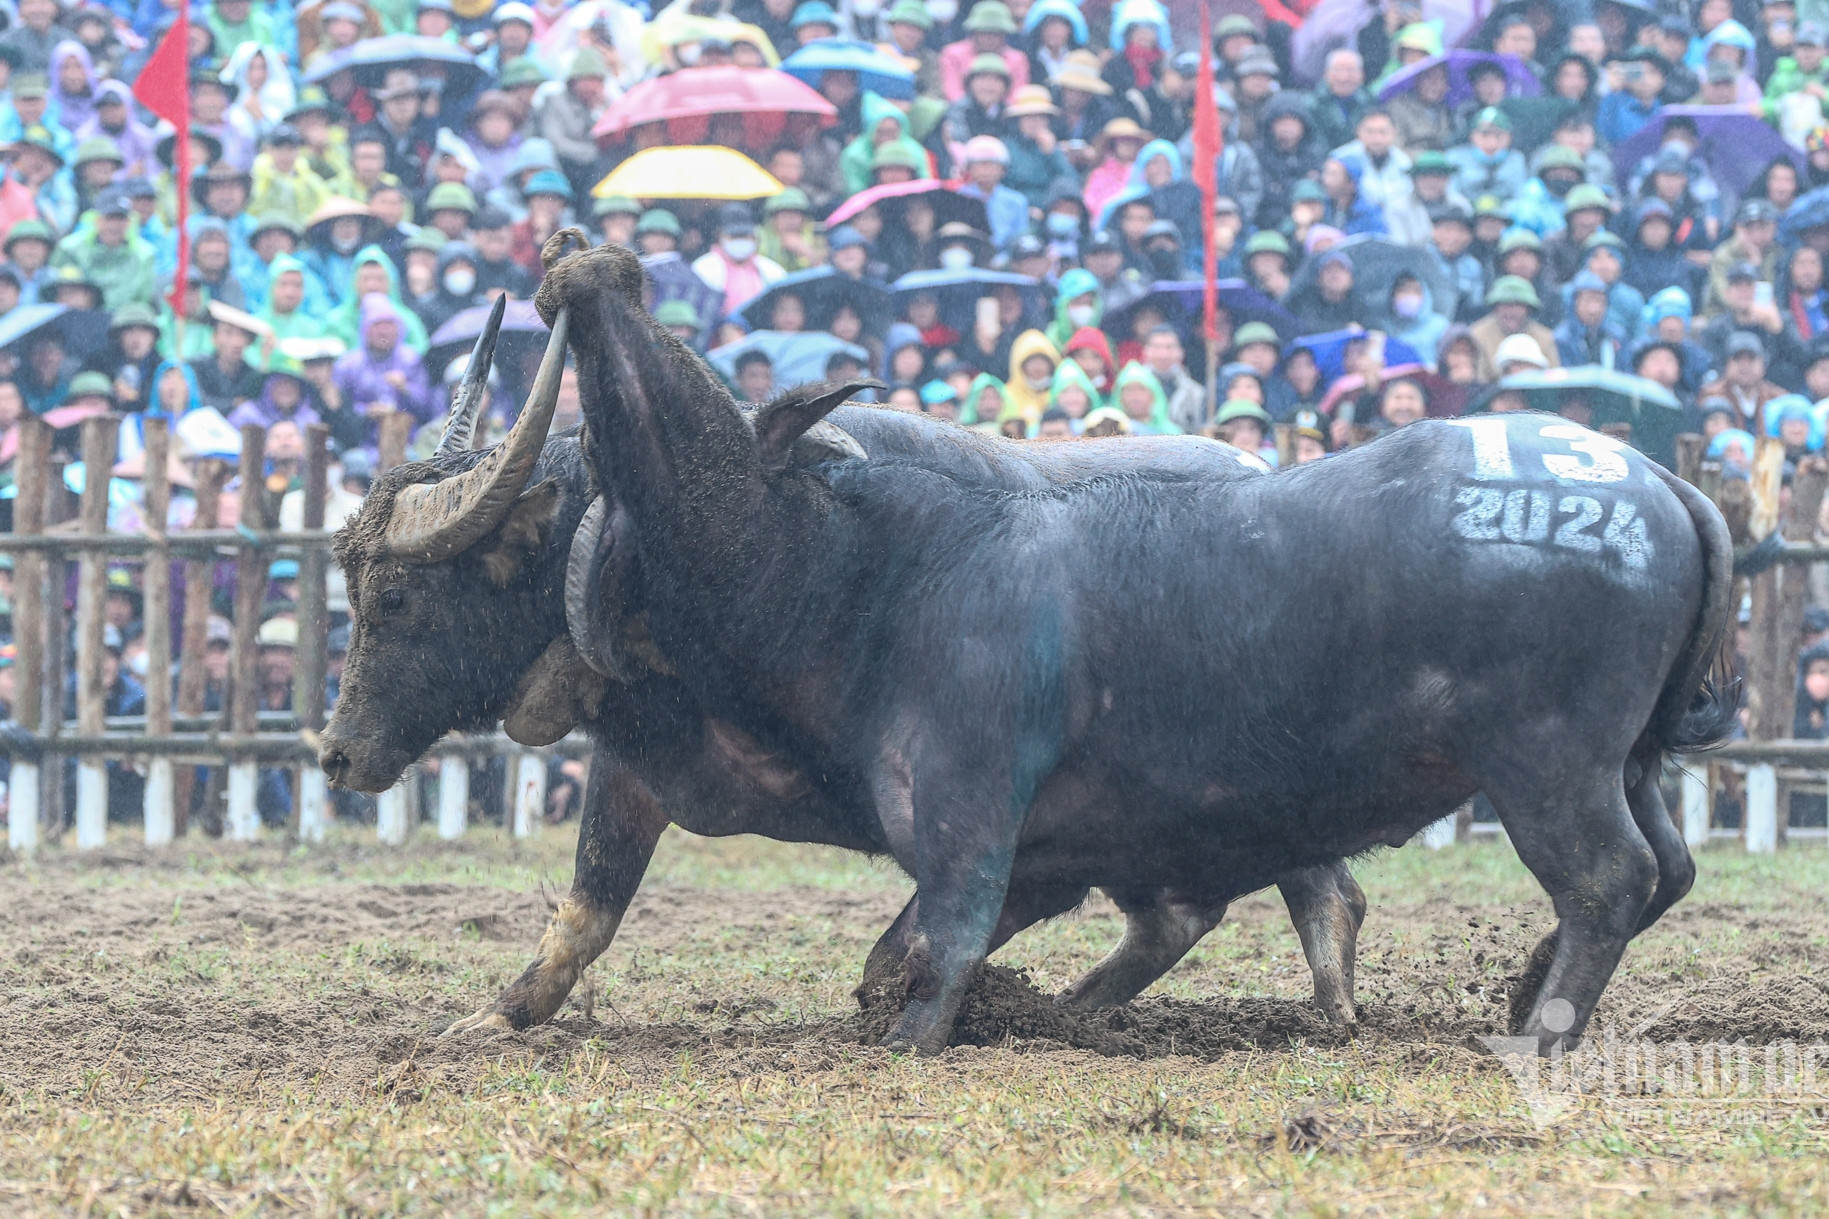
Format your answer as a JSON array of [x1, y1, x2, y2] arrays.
[[730, 268, 894, 336], [1287, 236, 1460, 329], [1478, 366, 1684, 466]]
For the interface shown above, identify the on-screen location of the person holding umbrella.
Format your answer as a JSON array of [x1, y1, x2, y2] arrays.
[[694, 203, 786, 319]]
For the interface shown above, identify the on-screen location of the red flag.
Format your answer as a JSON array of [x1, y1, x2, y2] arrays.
[[1190, 3, 1223, 347], [133, 10, 190, 316]]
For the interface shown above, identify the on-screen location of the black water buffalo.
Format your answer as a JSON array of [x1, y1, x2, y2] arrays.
[[319, 299, 1369, 1036], [536, 238, 1734, 1055]]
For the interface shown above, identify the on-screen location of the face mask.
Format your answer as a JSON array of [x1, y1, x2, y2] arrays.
[[1393, 293, 1424, 319], [1046, 213, 1079, 238], [1147, 248, 1181, 278], [722, 236, 757, 261], [1025, 373, 1051, 390], [1067, 303, 1096, 327], [927, 0, 957, 20], [443, 268, 476, 296], [1545, 176, 1576, 198], [939, 246, 974, 270], [677, 42, 702, 65]]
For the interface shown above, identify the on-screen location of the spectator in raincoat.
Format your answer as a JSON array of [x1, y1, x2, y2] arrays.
[[1001, 86, 1072, 208], [1100, 138, 1199, 255], [249, 126, 332, 227], [333, 294, 433, 435], [49, 188, 153, 311], [46, 41, 96, 133], [938, 1, 1029, 102], [328, 245, 430, 353], [1046, 356, 1102, 430], [1111, 361, 1178, 436], [1555, 271, 1627, 368], [76, 82, 158, 183], [221, 43, 297, 152], [840, 93, 932, 195], [1002, 329, 1060, 423], [1386, 272, 1450, 367], [257, 254, 328, 342], [1022, 0, 1085, 86], [959, 371, 1009, 433], [229, 357, 324, 433], [1044, 267, 1101, 349]]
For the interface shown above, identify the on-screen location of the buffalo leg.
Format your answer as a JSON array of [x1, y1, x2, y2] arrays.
[[1055, 890, 1227, 1012], [859, 882, 1087, 1008], [1508, 761, 1695, 1034], [1281, 861, 1366, 1025], [444, 748, 668, 1035], [1490, 772, 1658, 1054]]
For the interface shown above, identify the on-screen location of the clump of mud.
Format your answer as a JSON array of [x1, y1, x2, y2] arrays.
[[854, 964, 1396, 1059]]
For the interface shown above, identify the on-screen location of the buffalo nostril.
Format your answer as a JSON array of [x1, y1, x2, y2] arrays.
[[321, 748, 350, 786]]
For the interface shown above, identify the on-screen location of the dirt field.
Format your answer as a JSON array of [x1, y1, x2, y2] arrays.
[[2, 827, 1828, 1215]]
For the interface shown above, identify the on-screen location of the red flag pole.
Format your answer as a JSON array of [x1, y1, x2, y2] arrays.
[[132, 9, 191, 363], [1191, 3, 1223, 424]]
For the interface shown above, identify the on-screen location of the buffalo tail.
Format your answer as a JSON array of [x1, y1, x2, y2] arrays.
[[1642, 466, 1740, 759]]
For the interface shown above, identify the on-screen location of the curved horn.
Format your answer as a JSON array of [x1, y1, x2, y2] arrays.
[[565, 496, 623, 679], [383, 307, 570, 561], [435, 294, 506, 457]]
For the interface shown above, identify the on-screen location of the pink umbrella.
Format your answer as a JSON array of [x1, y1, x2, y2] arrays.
[[592, 65, 837, 150], [825, 178, 982, 228]]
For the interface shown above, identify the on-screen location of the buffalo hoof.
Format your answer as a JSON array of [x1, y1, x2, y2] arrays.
[[441, 1008, 515, 1037]]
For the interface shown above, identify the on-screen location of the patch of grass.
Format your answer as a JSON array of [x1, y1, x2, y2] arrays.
[[1, 828, 1826, 1215]]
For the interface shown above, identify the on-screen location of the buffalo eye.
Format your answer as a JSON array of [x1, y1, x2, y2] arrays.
[[377, 588, 406, 618]]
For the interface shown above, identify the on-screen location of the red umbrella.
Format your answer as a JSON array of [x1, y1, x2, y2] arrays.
[[593, 66, 837, 150]]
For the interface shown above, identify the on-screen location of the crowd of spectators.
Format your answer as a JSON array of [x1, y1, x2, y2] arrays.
[[6, 0, 1829, 827]]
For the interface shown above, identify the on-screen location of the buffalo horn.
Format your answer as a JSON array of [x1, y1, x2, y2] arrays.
[[383, 308, 570, 561], [434, 294, 506, 457], [565, 496, 620, 678]]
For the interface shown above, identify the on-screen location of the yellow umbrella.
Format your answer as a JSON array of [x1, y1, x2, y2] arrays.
[[591, 146, 785, 201]]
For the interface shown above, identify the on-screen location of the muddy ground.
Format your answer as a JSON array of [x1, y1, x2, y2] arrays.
[[3, 834, 1826, 1112]]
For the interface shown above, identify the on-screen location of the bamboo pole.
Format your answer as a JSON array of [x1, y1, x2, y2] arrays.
[[7, 418, 49, 853], [1674, 432, 1705, 487], [174, 458, 228, 837], [140, 418, 174, 846], [225, 425, 266, 841], [73, 414, 121, 850], [295, 424, 330, 842]]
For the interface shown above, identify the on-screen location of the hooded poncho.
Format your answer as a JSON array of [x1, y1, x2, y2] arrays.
[[328, 245, 430, 354], [332, 293, 434, 427], [1111, 360, 1181, 435], [1002, 329, 1061, 423]]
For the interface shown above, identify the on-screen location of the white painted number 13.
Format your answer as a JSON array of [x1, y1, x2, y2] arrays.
[[1447, 417, 1631, 484]]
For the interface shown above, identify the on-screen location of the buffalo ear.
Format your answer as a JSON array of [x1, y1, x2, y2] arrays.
[[479, 479, 561, 587], [752, 379, 884, 471], [502, 636, 608, 746]]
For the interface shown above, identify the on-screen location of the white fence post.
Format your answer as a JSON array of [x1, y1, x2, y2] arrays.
[[513, 753, 544, 839], [143, 758, 174, 847], [1746, 763, 1779, 854], [298, 767, 329, 843], [226, 761, 260, 841], [1680, 760, 1711, 849], [8, 763, 37, 855], [438, 758, 468, 840], [376, 777, 409, 846], [75, 760, 107, 849]]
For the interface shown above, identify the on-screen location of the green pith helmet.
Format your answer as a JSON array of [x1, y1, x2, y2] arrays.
[[1485, 275, 1542, 308]]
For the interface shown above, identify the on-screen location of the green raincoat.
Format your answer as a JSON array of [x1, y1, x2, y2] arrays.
[[1044, 267, 1103, 351], [257, 255, 328, 342], [327, 245, 429, 354], [1111, 361, 1181, 436], [961, 372, 1010, 431], [839, 93, 934, 195], [1047, 357, 1104, 425]]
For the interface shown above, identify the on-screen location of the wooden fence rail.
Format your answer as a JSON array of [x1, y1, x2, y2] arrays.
[[0, 412, 572, 854]]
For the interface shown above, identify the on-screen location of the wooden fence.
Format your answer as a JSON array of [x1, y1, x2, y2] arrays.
[[1, 415, 1824, 855], [0, 412, 579, 855]]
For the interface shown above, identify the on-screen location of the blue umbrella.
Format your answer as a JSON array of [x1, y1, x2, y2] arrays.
[[730, 267, 894, 335], [0, 302, 70, 353], [303, 35, 486, 97], [1781, 185, 1829, 245], [641, 251, 723, 347], [1109, 279, 1302, 344], [890, 267, 1046, 332], [1287, 329, 1425, 383], [781, 39, 916, 101], [708, 330, 872, 388], [1613, 106, 1805, 211]]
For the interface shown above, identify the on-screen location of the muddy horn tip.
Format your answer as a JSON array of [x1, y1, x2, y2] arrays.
[[542, 228, 592, 272]]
